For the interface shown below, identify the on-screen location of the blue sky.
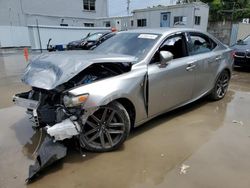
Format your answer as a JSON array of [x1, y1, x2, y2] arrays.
[[108, 0, 176, 17]]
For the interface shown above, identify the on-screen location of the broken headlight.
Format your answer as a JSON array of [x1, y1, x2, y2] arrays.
[[63, 94, 89, 107]]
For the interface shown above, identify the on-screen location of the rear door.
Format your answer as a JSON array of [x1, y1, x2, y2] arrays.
[[148, 32, 195, 117], [186, 32, 221, 99]]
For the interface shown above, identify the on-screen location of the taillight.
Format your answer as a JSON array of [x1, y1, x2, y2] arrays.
[[231, 50, 235, 58]]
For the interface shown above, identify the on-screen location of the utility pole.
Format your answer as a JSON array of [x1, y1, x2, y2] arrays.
[[220, 1, 237, 45], [127, 0, 131, 16], [36, 19, 43, 53], [126, 0, 131, 31]]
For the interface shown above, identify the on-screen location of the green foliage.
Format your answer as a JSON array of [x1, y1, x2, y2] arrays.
[[201, 0, 250, 21]]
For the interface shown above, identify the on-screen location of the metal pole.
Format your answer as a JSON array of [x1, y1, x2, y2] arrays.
[[127, 0, 131, 16], [229, 2, 236, 45], [36, 19, 42, 53]]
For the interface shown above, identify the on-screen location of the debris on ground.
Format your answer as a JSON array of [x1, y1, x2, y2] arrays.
[[82, 154, 87, 158], [26, 135, 67, 183], [180, 164, 190, 175], [232, 120, 244, 126], [161, 154, 165, 157]]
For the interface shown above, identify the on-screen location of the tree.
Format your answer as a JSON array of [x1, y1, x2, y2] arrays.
[[201, 0, 250, 21]]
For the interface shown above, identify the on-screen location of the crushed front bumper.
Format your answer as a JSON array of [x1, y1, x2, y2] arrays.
[[13, 92, 80, 182]]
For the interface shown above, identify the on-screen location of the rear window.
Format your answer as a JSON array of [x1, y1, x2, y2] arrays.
[[188, 32, 217, 55]]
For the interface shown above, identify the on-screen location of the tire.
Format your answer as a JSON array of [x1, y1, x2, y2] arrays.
[[209, 70, 230, 101], [80, 101, 131, 152]]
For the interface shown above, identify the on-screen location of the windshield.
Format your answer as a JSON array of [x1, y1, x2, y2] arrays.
[[244, 35, 250, 43], [87, 33, 104, 41], [94, 32, 161, 61]]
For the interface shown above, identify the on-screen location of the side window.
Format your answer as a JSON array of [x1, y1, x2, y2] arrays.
[[188, 33, 217, 55], [151, 34, 187, 63]]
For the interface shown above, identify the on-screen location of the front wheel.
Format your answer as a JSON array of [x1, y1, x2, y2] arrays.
[[80, 101, 131, 152], [209, 70, 230, 100]]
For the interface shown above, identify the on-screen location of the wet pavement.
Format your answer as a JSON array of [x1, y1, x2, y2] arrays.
[[0, 50, 31, 108], [0, 51, 250, 188]]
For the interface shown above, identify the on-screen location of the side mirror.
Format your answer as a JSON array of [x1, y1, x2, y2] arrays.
[[237, 39, 243, 44], [159, 51, 173, 67]]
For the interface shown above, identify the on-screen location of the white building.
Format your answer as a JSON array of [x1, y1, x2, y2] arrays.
[[96, 2, 209, 32], [0, 1, 209, 49], [0, 0, 108, 27]]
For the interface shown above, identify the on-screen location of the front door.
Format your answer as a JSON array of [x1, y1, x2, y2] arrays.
[[148, 33, 195, 117], [160, 12, 171, 27]]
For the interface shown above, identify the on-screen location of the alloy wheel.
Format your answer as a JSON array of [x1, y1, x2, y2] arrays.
[[216, 72, 229, 99], [81, 107, 126, 150]]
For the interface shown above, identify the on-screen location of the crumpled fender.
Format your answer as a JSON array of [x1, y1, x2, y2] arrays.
[[68, 66, 148, 123]]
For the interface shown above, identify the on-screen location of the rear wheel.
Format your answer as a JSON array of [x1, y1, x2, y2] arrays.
[[80, 101, 130, 152], [209, 70, 230, 100]]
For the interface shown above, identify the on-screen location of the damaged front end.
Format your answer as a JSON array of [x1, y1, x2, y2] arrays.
[[13, 52, 134, 182], [13, 88, 87, 182]]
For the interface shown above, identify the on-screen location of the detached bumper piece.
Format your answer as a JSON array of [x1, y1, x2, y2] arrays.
[[27, 135, 67, 183]]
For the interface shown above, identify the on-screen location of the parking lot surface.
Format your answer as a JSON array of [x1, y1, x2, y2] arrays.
[[0, 51, 250, 188]]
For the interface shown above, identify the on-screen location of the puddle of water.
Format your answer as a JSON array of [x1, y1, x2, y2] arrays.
[[0, 52, 250, 188]]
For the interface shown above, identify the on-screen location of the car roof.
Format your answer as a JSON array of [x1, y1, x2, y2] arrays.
[[122, 28, 204, 36]]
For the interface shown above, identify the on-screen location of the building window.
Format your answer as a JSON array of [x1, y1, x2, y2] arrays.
[[131, 20, 134, 27], [195, 16, 201, 25], [103, 21, 111, 27], [137, 19, 147, 27], [84, 23, 94, 27], [173, 16, 187, 26], [83, 0, 95, 11]]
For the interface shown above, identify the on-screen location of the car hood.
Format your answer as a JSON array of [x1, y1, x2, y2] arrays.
[[22, 51, 137, 90]]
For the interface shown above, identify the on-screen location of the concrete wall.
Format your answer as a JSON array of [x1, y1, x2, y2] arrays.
[[28, 25, 110, 49], [208, 21, 232, 45], [237, 23, 250, 40], [0, 26, 30, 47], [0, 25, 109, 49], [0, 0, 108, 26]]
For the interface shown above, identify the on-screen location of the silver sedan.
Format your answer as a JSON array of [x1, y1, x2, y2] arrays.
[[14, 28, 233, 152]]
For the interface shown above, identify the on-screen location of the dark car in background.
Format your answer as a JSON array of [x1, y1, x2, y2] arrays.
[[231, 35, 250, 67], [67, 31, 115, 50]]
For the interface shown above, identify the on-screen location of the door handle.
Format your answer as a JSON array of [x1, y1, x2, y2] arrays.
[[186, 63, 196, 71], [215, 56, 222, 61]]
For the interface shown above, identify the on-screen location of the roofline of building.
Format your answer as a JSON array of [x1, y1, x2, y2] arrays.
[[27, 24, 111, 30], [132, 2, 209, 13], [97, 15, 133, 20]]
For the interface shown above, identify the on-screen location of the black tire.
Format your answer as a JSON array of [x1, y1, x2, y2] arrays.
[[209, 70, 230, 101], [80, 101, 131, 152]]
